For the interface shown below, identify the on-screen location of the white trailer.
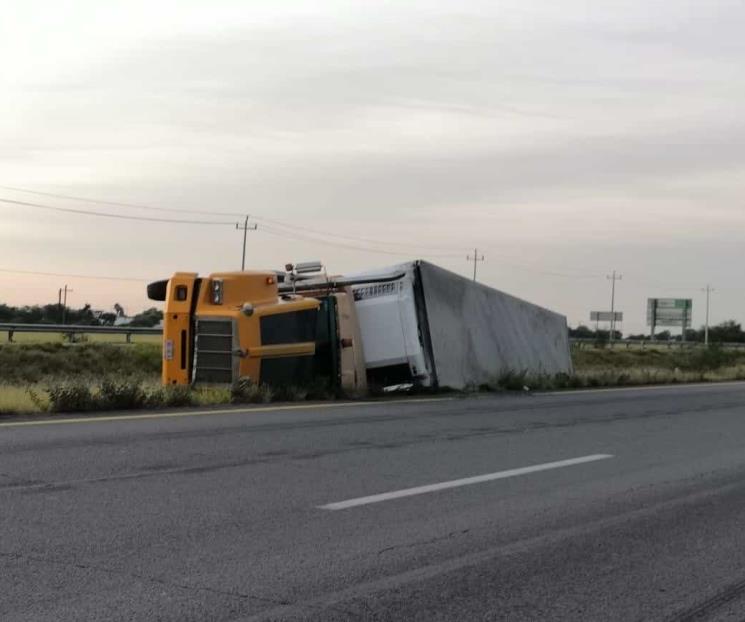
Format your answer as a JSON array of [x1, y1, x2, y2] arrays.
[[351, 261, 573, 390]]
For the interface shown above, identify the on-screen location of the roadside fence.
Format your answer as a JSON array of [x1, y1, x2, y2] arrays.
[[0, 323, 162, 344]]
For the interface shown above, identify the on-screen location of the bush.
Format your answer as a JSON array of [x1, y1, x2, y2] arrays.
[[145, 385, 196, 408], [679, 345, 739, 371], [47, 382, 97, 412], [305, 378, 338, 400], [231, 378, 272, 404], [271, 385, 309, 402], [496, 371, 529, 391], [98, 379, 148, 410], [161, 385, 195, 407]]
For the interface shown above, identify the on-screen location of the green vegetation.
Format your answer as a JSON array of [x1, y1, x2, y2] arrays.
[[36, 380, 231, 413], [570, 320, 745, 344], [1, 342, 745, 417], [466, 345, 745, 393], [0, 342, 161, 384], [2, 332, 161, 345], [0, 302, 163, 327], [0, 379, 315, 415], [573, 344, 745, 373], [0, 343, 337, 415], [0, 384, 45, 414], [0, 342, 160, 415], [565, 345, 745, 388]]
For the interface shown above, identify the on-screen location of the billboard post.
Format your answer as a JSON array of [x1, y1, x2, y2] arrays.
[[647, 299, 693, 341], [590, 311, 623, 341]]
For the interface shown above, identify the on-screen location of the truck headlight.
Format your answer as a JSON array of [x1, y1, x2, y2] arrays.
[[211, 279, 224, 305]]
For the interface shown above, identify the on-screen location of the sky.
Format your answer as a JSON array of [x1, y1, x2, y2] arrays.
[[1, 0, 744, 334]]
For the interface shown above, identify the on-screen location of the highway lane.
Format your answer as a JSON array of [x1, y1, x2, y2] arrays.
[[2, 383, 745, 620]]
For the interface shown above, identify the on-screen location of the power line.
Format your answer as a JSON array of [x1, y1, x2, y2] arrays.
[[0, 268, 148, 282], [0, 186, 618, 278], [459, 254, 603, 279], [252, 214, 465, 252], [0, 185, 244, 217], [1, 184, 468, 252], [258, 224, 464, 258], [0, 197, 236, 225]]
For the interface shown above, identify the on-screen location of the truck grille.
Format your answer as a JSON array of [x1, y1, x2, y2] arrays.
[[193, 318, 235, 384]]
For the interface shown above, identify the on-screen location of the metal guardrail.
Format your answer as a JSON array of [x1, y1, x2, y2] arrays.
[[0, 323, 162, 343], [3, 323, 743, 349], [570, 338, 745, 350]]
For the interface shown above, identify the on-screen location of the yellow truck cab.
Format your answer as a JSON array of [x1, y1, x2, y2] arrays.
[[149, 271, 319, 386]]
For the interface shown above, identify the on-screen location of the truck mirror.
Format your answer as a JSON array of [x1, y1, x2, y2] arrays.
[[147, 280, 168, 301]]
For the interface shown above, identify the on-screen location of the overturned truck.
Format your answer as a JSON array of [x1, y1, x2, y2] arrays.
[[147, 260, 572, 392]]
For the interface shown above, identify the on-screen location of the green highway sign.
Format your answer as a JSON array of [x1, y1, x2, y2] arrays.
[[647, 298, 693, 330]]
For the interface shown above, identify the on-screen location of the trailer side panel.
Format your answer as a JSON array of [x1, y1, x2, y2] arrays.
[[418, 261, 573, 389]]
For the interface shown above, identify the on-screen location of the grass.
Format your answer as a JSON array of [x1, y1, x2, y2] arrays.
[[1, 342, 745, 417], [458, 345, 745, 394], [0, 384, 47, 415], [1, 331, 161, 345], [572, 345, 745, 372], [0, 372, 334, 416], [569, 345, 745, 388], [0, 342, 161, 384]]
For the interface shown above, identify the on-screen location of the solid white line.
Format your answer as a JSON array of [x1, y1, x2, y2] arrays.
[[0, 397, 453, 429], [542, 380, 745, 397], [319, 453, 614, 510]]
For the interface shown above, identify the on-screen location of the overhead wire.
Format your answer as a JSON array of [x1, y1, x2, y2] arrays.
[[0, 268, 148, 282], [258, 224, 464, 258], [0, 197, 237, 225], [251, 214, 466, 252], [500, 265, 605, 279], [2, 184, 470, 253], [259, 225, 605, 277], [0, 183, 474, 252], [0, 186, 618, 279], [0, 185, 245, 217]]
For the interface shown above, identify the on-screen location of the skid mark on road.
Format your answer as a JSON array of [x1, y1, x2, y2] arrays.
[[251, 479, 745, 622], [667, 577, 745, 622], [0, 549, 290, 607]]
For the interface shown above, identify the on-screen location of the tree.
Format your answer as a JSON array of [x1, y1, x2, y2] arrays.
[[707, 320, 745, 343], [0, 302, 118, 325], [98, 312, 117, 326], [569, 325, 595, 339], [64, 303, 98, 325], [127, 307, 163, 327]]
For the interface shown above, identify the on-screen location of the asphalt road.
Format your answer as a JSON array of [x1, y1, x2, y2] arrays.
[[3, 382, 745, 621]]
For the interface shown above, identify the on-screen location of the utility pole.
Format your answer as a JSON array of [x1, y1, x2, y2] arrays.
[[60, 285, 73, 324], [702, 284, 714, 346], [607, 270, 622, 345], [467, 248, 485, 282], [236, 216, 258, 271]]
